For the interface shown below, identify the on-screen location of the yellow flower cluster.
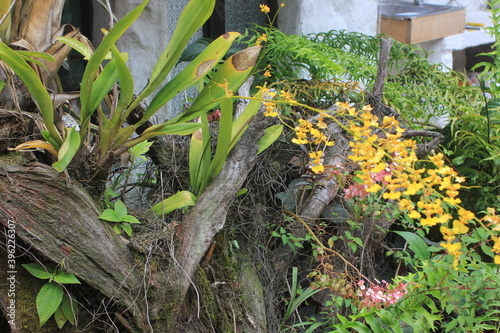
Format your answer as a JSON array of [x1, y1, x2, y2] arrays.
[[289, 113, 333, 174], [256, 33, 268, 46], [256, 85, 278, 117], [260, 4, 271, 13], [483, 208, 500, 264], [339, 103, 479, 268], [309, 151, 324, 174]]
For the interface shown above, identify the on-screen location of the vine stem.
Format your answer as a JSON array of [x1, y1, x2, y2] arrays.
[[283, 210, 370, 282]]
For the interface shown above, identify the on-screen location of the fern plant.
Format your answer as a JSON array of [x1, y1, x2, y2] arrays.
[[246, 26, 483, 130]]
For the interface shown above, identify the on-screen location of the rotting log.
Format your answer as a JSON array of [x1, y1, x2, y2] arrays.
[[0, 161, 149, 331]]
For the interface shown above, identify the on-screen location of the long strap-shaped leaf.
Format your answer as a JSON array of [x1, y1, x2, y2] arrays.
[[135, 31, 240, 128], [189, 116, 211, 195], [0, 42, 62, 145], [79, 0, 149, 138], [170, 45, 262, 124], [128, 0, 216, 112], [199, 98, 234, 193], [119, 122, 202, 153]]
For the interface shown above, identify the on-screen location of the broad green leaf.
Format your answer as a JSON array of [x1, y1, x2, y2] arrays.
[[22, 263, 54, 280], [53, 271, 80, 284], [53, 306, 67, 329], [129, 140, 152, 161], [120, 223, 133, 236], [60, 294, 78, 324], [98, 209, 122, 222], [113, 224, 122, 235], [37, 282, 63, 326], [171, 45, 262, 124], [114, 200, 128, 218], [52, 127, 81, 172], [393, 231, 431, 261], [258, 124, 283, 154], [0, 42, 61, 145], [152, 191, 196, 215], [358, 309, 383, 332], [120, 215, 141, 224], [140, 32, 240, 126], [236, 188, 248, 196]]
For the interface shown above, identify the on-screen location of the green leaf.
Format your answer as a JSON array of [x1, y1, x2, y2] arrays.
[[17, 50, 56, 62], [55, 36, 95, 60], [37, 282, 64, 326], [122, 122, 202, 149], [61, 294, 78, 325], [114, 200, 128, 218], [393, 230, 431, 261], [52, 127, 81, 172], [347, 242, 358, 253], [200, 98, 234, 192], [79, 0, 149, 136], [140, 31, 240, 126], [0, 42, 62, 145], [22, 263, 54, 280], [258, 124, 283, 154], [89, 57, 120, 112], [152, 191, 197, 215], [53, 305, 67, 329], [129, 140, 153, 161], [179, 37, 213, 62], [131, 0, 216, 111], [113, 224, 122, 235], [120, 215, 141, 224], [120, 223, 133, 237], [98, 209, 122, 222], [53, 271, 80, 284], [172, 45, 262, 124], [189, 118, 210, 194], [236, 188, 248, 196], [110, 47, 134, 125], [230, 92, 263, 150]]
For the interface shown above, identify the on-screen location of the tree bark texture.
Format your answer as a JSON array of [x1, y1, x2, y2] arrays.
[[0, 161, 149, 331], [171, 111, 273, 323]]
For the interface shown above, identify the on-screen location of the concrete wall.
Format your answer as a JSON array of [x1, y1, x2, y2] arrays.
[[277, 0, 491, 70], [277, 0, 379, 36], [93, 0, 201, 122]]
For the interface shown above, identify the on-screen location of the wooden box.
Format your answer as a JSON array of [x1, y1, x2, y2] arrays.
[[380, 8, 466, 44]]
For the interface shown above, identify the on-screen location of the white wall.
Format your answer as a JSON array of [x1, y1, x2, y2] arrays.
[[278, 0, 379, 36], [277, 0, 491, 70]]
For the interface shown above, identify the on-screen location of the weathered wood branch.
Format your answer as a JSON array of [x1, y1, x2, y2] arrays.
[[299, 113, 353, 222], [0, 161, 148, 331], [370, 37, 394, 117], [170, 110, 273, 323]]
